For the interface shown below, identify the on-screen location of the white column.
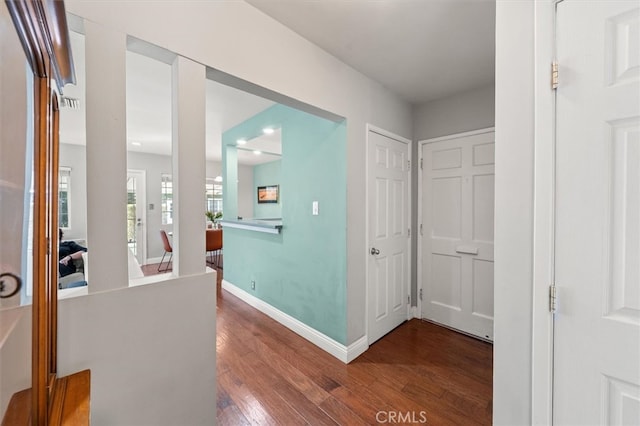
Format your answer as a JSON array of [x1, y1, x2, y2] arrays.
[[84, 22, 128, 292], [494, 1, 539, 424], [171, 56, 206, 276]]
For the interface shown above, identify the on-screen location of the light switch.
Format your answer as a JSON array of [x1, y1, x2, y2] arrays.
[[312, 201, 319, 215]]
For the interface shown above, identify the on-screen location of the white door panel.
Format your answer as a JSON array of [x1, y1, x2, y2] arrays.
[[127, 170, 146, 266], [554, 1, 640, 424], [421, 130, 495, 340], [368, 129, 410, 344]]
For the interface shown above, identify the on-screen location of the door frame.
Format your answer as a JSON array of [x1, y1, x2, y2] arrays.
[[127, 169, 147, 265], [364, 124, 412, 343], [416, 127, 495, 325], [493, 0, 557, 424], [530, 1, 558, 424]]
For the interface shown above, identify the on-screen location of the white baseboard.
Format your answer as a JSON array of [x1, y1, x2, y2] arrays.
[[411, 306, 419, 319], [346, 335, 369, 363], [222, 280, 368, 364]]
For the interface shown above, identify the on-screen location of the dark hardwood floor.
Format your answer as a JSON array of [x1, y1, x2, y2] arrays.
[[217, 290, 493, 425]]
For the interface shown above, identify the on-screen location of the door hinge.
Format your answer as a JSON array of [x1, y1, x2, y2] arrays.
[[549, 284, 557, 313], [419, 288, 423, 301], [420, 158, 423, 169], [551, 61, 559, 90], [407, 294, 411, 305], [407, 160, 411, 171], [419, 223, 423, 236], [408, 228, 411, 238]]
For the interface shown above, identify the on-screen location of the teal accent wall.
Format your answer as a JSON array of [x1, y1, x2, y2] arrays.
[[222, 104, 347, 344], [253, 159, 282, 218]]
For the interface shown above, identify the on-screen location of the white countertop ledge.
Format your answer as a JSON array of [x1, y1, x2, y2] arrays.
[[220, 219, 282, 234]]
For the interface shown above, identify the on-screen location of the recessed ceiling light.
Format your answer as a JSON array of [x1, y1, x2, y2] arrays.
[[262, 127, 274, 135], [237, 139, 247, 145], [131, 141, 142, 147], [253, 150, 262, 155]]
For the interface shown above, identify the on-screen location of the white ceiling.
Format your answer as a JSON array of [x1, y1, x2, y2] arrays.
[[60, 1, 495, 162], [59, 31, 277, 164], [236, 128, 282, 166], [246, 0, 496, 105]]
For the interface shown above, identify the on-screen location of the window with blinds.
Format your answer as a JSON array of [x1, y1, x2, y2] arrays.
[[59, 166, 71, 228], [161, 173, 173, 225]]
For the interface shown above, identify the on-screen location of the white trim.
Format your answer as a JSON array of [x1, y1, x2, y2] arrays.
[[222, 280, 368, 363], [345, 336, 369, 363], [417, 127, 495, 146], [531, 1, 556, 424], [410, 306, 419, 319], [367, 124, 413, 145], [127, 169, 147, 266], [219, 221, 281, 234], [416, 126, 495, 323], [365, 124, 412, 345]]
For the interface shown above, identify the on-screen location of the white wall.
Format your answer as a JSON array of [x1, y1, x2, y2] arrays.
[[0, 3, 29, 310], [494, 1, 555, 424], [0, 1, 557, 423], [238, 164, 254, 219], [1, 13, 219, 423], [410, 84, 495, 303], [59, 143, 88, 241], [128, 150, 172, 260], [60, 144, 254, 261], [0, 307, 31, 417], [65, 0, 413, 344], [57, 274, 216, 425], [413, 84, 495, 141]]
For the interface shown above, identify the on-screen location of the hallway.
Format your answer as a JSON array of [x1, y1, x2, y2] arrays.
[[217, 290, 493, 425]]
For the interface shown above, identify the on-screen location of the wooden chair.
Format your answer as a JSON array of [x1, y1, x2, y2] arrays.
[[158, 230, 173, 272], [206, 229, 223, 268]]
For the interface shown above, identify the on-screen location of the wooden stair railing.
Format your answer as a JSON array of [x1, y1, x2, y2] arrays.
[[2, 370, 91, 426], [2, 1, 90, 424]]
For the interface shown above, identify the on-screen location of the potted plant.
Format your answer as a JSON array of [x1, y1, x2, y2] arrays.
[[205, 211, 215, 228], [206, 211, 223, 228]]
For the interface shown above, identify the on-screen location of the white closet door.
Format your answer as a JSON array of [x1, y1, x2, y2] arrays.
[[367, 129, 410, 344], [554, 1, 640, 424], [421, 130, 495, 340]]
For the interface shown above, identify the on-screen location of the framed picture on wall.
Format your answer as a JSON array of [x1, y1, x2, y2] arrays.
[[257, 185, 279, 203]]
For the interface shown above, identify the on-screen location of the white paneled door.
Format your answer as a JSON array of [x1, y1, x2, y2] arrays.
[[127, 170, 147, 265], [367, 128, 410, 344], [420, 130, 495, 340], [554, 1, 640, 424]]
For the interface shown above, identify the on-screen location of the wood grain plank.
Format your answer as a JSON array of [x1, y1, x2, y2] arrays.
[[217, 370, 277, 425], [1, 388, 31, 426], [272, 382, 338, 426], [215, 288, 493, 426], [318, 395, 369, 426], [227, 353, 310, 425], [52, 370, 91, 426]]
